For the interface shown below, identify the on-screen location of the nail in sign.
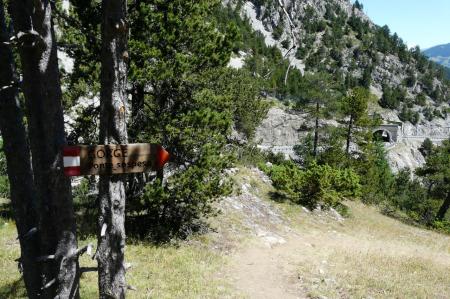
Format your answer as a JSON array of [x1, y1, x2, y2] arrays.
[[63, 144, 169, 177]]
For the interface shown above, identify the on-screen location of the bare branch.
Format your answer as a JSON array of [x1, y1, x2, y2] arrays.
[[15, 257, 23, 273], [277, 0, 298, 85], [101, 223, 107, 237], [36, 255, 55, 262], [127, 285, 137, 291], [77, 243, 91, 256], [17, 227, 38, 241], [1, 84, 15, 92], [15, 30, 45, 48], [284, 64, 292, 86], [42, 278, 56, 290], [70, 243, 94, 259], [264, 0, 299, 84], [0, 80, 21, 93]]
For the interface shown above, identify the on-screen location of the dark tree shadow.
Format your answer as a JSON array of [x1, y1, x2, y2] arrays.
[[125, 214, 210, 245], [0, 201, 13, 220], [268, 191, 288, 203]]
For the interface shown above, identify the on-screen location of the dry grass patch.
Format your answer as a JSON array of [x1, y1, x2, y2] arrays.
[[79, 240, 231, 298], [0, 220, 27, 299], [291, 202, 450, 298], [0, 218, 233, 299], [238, 168, 450, 298]]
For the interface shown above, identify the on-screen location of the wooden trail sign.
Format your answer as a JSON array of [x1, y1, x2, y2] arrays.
[[63, 143, 169, 177]]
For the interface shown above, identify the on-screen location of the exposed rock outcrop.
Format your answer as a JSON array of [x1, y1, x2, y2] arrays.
[[255, 107, 307, 146], [254, 105, 449, 172], [386, 140, 426, 173]]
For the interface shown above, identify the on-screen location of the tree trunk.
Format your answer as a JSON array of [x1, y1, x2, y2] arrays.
[[435, 192, 450, 222], [346, 115, 353, 154], [0, 4, 41, 298], [8, 1, 79, 297], [313, 102, 320, 157], [97, 1, 128, 298], [131, 84, 144, 124]]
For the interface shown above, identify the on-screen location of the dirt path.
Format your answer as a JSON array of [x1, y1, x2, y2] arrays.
[[221, 168, 450, 298], [228, 234, 307, 299], [221, 168, 309, 298]]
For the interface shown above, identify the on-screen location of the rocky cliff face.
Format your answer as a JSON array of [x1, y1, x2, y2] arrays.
[[255, 107, 306, 147], [224, 0, 450, 170], [254, 104, 449, 172], [244, 0, 447, 97], [385, 141, 426, 173]]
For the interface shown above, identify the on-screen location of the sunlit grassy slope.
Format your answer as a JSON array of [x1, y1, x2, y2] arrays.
[[0, 220, 231, 299], [1, 167, 450, 298], [233, 167, 450, 298], [287, 201, 450, 298]]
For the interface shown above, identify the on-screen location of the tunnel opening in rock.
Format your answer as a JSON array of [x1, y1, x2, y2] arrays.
[[373, 130, 391, 142]]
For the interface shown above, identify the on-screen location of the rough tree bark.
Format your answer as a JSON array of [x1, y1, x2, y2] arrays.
[[0, 4, 41, 298], [313, 102, 320, 157], [97, 0, 129, 297], [436, 192, 450, 221], [346, 115, 353, 154], [8, 1, 79, 297]]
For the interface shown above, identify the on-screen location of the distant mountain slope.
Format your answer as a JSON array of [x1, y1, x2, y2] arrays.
[[221, 0, 450, 125], [424, 43, 450, 69], [424, 43, 450, 58]]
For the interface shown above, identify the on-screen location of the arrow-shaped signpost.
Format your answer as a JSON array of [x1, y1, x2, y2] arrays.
[[63, 143, 169, 176], [63, 143, 169, 294]]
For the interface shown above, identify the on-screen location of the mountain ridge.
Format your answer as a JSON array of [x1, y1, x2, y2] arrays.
[[424, 43, 450, 69], [221, 0, 449, 171], [222, 0, 449, 124]]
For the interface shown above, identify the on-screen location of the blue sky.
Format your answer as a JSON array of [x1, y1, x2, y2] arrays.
[[357, 0, 450, 50]]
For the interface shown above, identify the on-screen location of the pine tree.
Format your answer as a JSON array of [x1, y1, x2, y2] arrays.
[[295, 72, 340, 157], [56, 1, 267, 240], [8, 0, 79, 297], [96, 0, 128, 297], [0, 3, 40, 297], [342, 87, 369, 154], [416, 139, 450, 221], [126, 0, 243, 239]]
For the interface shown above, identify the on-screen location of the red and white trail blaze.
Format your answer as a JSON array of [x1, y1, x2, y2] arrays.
[[63, 146, 82, 176]]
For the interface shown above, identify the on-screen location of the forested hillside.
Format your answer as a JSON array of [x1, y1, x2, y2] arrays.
[[1, 0, 449, 297], [424, 43, 450, 73], [220, 0, 450, 124]]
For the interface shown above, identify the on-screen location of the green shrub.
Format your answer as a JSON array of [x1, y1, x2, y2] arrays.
[[236, 145, 263, 166], [133, 150, 233, 241], [415, 93, 427, 106], [419, 138, 434, 158], [261, 161, 361, 209], [0, 176, 9, 199], [379, 85, 405, 109], [272, 22, 284, 40], [300, 163, 361, 208], [432, 220, 450, 233], [281, 38, 290, 49], [356, 141, 395, 204], [260, 160, 304, 200], [0, 141, 9, 199], [295, 46, 308, 59], [399, 105, 420, 125]]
